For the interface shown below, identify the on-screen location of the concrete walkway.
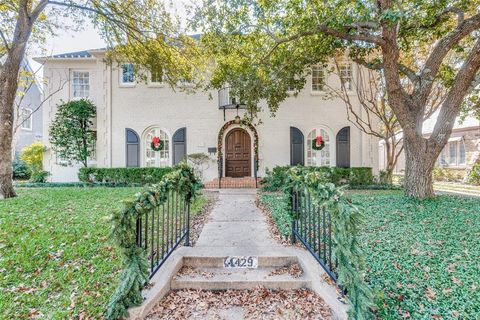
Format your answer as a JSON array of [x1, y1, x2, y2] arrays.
[[196, 189, 279, 249], [132, 189, 348, 320]]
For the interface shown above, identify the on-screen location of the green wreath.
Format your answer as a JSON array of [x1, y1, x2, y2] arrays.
[[151, 136, 164, 151], [312, 136, 325, 151]]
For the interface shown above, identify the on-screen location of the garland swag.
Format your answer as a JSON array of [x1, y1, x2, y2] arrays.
[[105, 163, 200, 319], [285, 167, 374, 319]]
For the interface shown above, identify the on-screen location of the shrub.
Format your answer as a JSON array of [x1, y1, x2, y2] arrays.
[[261, 165, 374, 191], [12, 159, 31, 180], [259, 193, 292, 238], [467, 163, 480, 185], [433, 166, 464, 182], [78, 167, 174, 185], [30, 171, 50, 183], [20, 142, 44, 173]]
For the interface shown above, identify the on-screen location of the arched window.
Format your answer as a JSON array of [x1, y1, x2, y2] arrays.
[[144, 127, 170, 167], [306, 128, 332, 166]]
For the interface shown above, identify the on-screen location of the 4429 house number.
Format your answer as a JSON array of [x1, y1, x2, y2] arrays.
[[223, 256, 258, 268]]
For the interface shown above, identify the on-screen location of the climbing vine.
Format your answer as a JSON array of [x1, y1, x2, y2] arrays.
[[105, 163, 200, 319], [285, 166, 374, 319]]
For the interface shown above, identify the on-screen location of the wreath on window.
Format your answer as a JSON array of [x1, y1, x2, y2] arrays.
[[151, 136, 164, 151], [312, 135, 325, 151]]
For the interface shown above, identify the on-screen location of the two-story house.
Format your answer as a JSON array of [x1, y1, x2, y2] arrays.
[[35, 49, 379, 185]]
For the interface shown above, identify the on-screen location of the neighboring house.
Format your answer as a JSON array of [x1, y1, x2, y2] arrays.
[[12, 59, 43, 157], [379, 112, 480, 178], [34, 49, 379, 184]]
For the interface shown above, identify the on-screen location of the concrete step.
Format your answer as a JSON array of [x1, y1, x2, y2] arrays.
[[182, 255, 299, 268], [171, 264, 311, 290]]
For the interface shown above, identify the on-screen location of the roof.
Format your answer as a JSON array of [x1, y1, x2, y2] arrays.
[[52, 50, 93, 59]]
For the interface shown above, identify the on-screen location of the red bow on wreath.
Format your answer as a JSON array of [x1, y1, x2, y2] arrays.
[[152, 136, 160, 147], [312, 135, 325, 151]]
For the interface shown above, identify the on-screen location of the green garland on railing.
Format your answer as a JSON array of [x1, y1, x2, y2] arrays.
[[105, 163, 200, 320], [285, 166, 374, 320]]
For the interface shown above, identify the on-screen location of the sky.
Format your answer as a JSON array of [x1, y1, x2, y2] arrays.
[[28, 0, 189, 75]]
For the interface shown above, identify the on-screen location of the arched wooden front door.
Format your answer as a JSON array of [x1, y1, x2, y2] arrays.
[[225, 128, 251, 177]]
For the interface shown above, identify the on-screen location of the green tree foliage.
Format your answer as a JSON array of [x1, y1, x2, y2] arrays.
[[194, 0, 480, 199], [0, 0, 204, 198], [49, 99, 96, 168]]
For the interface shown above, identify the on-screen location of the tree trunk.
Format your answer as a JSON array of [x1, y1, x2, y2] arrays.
[[403, 137, 438, 199], [0, 5, 36, 198]]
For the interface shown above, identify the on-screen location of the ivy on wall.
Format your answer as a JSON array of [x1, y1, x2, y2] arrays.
[[284, 166, 374, 319], [105, 163, 200, 319]]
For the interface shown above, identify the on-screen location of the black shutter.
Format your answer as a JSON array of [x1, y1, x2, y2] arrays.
[[290, 127, 304, 166], [336, 126, 350, 168], [173, 127, 187, 165], [125, 128, 139, 167]]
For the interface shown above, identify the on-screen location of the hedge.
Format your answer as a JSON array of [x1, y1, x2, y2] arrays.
[[261, 165, 374, 191], [78, 167, 174, 185]]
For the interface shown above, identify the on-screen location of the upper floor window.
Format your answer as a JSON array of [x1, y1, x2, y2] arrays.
[[72, 71, 89, 98], [150, 66, 164, 84], [339, 63, 353, 90], [311, 65, 325, 92], [121, 63, 135, 84], [20, 108, 32, 130]]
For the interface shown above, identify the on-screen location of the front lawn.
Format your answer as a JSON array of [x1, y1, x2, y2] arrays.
[[0, 187, 207, 319], [260, 190, 480, 319]]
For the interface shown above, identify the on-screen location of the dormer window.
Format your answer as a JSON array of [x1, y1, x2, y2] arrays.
[[121, 63, 135, 84]]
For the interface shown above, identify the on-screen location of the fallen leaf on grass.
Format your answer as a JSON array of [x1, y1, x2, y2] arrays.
[[425, 287, 436, 302]]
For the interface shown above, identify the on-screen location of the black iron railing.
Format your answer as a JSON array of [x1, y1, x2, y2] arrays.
[[291, 189, 337, 282], [136, 190, 190, 278]]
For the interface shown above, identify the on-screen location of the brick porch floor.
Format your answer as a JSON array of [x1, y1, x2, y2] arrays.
[[204, 177, 262, 189]]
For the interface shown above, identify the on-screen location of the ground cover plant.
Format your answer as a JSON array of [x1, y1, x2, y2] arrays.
[[260, 190, 480, 318], [0, 187, 207, 319]]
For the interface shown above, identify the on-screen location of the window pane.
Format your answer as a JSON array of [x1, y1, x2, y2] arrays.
[[150, 66, 163, 83], [339, 63, 352, 90], [306, 128, 330, 167], [459, 141, 466, 165], [145, 128, 170, 167], [21, 108, 32, 129], [72, 71, 89, 98], [449, 142, 457, 165], [311, 65, 325, 91], [122, 64, 135, 83]]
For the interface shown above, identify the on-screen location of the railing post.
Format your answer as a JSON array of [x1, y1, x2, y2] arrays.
[[291, 189, 297, 244], [135, 217, 141, 246], [185, 195, 191, 247]]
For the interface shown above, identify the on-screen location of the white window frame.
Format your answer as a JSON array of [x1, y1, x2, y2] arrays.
[[20, 108, 33, 131], [306, 127, 334, 167], [339, 63, 353, 91], [71, 70, 90, 99], [143, 127, 171, 167], [120, 63, 135, 86], [311, 65, 325, 93]]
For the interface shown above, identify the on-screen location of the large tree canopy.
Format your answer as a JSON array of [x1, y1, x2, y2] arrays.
[[0, 0, 204, 198], [194, 0, 480, 198]]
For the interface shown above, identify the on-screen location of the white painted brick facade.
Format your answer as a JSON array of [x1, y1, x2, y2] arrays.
[[38, 51, 379, 182]]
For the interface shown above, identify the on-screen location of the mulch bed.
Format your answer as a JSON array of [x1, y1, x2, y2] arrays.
[[146, 287, 332, 320]]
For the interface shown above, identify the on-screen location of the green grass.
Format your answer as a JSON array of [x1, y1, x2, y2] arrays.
[[0, 187, 207, 320], [350, 190, 480, 319], [261, 190, 480, 319]]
